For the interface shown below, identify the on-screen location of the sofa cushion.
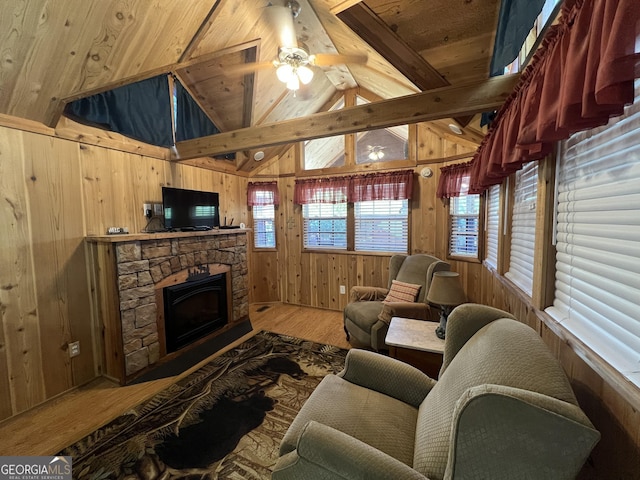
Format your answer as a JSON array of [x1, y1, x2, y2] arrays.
[[413, 319, 579, 480], [280, 374, 419, 467], [384, 280, 422, 303]]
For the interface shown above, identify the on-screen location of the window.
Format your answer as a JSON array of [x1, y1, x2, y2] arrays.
[[504, 161, 538, 296], [355, 199, 408, 253], [302, 94, 411, 171], [546, 80, 640, 388], [484, 184, 501, 269], [247, 182, 279, 249], [302, 203, 347, 249], [355, 96, 408, 165], [296, 171, 412, 253], [449, 186, 481, 259], [253, 204, 276, 249]]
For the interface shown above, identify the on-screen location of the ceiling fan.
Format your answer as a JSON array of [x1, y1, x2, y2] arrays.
[[229, 1, 367, 91], [367, 145, 386, 161]]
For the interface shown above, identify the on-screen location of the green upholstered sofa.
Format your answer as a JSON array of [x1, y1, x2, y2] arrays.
[[343, 254, 450, 351], [273, 304, 600, 480]]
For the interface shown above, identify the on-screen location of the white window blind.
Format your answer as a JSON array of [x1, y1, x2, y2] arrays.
[[504, 161, 538, 296], [302, 203, 347, 249], [449, 186, 480, 258], [354, 199, 408, 253], [253, 204, 276, 248], [485, 184, 501, 269], [546, 80, 640, 387]]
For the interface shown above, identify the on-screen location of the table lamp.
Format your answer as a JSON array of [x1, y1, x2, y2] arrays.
[[426, 271, 467, 339]]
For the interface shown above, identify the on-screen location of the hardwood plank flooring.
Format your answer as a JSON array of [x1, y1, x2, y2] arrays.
[[0, 303, 350, 456]]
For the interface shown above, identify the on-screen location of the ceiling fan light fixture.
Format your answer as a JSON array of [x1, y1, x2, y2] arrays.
[[286, 74, 300, 91], [297, 65, 314, 84], [276, 63, 294, 83]]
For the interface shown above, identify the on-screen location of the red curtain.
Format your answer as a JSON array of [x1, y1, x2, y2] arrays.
[[436, 161, 473, 199], [294, 170, 414, 204], [470, 0, 640, 193], [247, 181, 280, 206], [349, 170, 414, 202], [294, 176, 349, 204]]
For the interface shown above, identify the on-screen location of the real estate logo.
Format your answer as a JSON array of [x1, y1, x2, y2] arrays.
[[0, 457, 72, 480]]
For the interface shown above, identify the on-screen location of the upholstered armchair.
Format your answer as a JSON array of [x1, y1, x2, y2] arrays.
[[273, 304, 600, 480], [343, 254, 450, 351]]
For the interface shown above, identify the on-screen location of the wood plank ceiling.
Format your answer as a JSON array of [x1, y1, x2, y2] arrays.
[[0, 0, 501, 172]]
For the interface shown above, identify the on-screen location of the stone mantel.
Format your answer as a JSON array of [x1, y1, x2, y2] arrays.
[[86, 229, 249, 383]]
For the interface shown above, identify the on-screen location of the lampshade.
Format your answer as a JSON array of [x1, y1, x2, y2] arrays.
[[426, 271, 466, 306]]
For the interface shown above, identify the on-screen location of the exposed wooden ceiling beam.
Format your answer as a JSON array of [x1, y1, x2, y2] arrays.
[[172, 74, 519, 161], [337, 3, 473, 127]]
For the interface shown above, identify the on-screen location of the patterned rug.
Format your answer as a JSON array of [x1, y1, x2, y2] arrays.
[[59, 332, 347, 480]]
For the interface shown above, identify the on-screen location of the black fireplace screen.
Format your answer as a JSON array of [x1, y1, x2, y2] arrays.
[[163, 273, 228, 353]]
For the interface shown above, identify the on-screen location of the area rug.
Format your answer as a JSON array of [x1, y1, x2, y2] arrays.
[[59, 331, 347, 480]]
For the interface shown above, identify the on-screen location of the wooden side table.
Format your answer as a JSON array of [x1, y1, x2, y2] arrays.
[[386, 317, 445, 378]]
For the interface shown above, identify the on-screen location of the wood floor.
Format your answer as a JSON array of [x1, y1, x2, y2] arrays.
[[0, 303, 350, 456]]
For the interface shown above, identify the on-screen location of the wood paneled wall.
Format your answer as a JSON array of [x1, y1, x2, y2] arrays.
[[0, 124, 248, 421]]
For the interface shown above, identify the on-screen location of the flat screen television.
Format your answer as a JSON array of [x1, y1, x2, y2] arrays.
[[162, 187, 220, 230]]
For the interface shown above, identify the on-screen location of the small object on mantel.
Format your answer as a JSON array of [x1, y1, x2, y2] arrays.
[[220, 216, 240, 229], [107, 227, 129, 235]]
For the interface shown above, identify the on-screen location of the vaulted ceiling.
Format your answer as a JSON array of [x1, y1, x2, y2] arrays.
[[0, 0, 503, 172]]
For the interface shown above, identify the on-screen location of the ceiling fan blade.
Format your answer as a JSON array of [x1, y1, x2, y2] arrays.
[[266, 4, 298, 49], [310, 53, 367, 66], [224, 61, 275, 76]]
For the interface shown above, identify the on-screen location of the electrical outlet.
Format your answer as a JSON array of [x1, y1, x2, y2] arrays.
[[69, 341, 80, 358], [153, 203, 163, 216], [340, 285, 346, 295], [143, 203, 152, 218]]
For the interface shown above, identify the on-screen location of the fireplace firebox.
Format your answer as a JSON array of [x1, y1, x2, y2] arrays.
[[163, 273, 228, 353]]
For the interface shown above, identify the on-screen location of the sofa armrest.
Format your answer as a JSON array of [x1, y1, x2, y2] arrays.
[[378, 302, 431, 323], [272, 421, 430, 480], [337, 349, 436, 407], [445, 384, 600, 480], [350, 286, 388, 302]]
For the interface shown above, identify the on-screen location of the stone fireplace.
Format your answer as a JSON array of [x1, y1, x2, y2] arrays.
[[87, 230, 249, 383]]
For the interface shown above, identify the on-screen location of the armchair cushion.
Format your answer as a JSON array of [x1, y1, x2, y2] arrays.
[[383, 279, 422, 303], [279, 374, 418, 466]]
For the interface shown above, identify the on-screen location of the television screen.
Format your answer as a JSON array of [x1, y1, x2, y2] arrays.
[[162, 187, 220, 230]]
